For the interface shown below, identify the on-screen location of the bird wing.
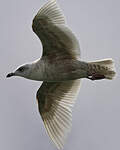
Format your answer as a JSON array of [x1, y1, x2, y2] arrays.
[[36, 80, 81, 149], [32, 0, 80, 60]]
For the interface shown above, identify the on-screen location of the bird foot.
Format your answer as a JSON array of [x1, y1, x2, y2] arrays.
[[87, 74, 105, 81]]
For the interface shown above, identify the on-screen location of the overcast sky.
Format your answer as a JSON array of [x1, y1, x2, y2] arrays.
[[0, 0, 120, 150]]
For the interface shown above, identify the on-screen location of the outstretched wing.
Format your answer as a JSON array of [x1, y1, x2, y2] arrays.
[[32, 0, 80, 60], [36, 80, 81, 149]]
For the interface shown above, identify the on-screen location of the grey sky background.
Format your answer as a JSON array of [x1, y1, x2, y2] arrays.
[[0, 0, 120, 150]]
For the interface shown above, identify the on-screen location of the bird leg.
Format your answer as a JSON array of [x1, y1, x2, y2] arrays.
[[87, 73, 105, 81]]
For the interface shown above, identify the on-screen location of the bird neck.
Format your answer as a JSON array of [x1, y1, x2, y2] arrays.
[[28, 59, 45, 81]]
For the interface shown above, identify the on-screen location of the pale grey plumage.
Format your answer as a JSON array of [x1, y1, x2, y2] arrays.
[[32, 1, 81, 148], [7, 0, 116, 149], [36, 80, 81, 149]]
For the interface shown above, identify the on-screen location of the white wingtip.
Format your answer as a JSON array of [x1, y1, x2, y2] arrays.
[[36, 0, 65, 25]]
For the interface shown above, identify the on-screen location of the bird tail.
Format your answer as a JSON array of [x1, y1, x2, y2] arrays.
[[87, 58, 116, 80]]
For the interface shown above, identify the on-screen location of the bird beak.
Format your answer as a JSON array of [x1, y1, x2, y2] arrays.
[[6, 73, 15, 78]]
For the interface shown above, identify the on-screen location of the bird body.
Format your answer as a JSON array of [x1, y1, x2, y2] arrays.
[[16, 58, 115, 82], [26, 58, 88, 81], [7, 0, 116, 149]]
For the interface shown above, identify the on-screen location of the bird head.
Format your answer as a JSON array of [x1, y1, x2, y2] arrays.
[[6, 64, 31, 79]]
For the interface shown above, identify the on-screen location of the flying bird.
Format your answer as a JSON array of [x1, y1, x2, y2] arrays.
[[7, 0, 116, 149]]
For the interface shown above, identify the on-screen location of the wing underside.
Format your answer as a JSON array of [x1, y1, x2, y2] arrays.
[[32, 0, 81, 60], [36, 80, 81, 149]]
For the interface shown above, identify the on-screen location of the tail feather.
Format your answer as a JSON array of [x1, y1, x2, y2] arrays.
[[88, 58, 116, 80]]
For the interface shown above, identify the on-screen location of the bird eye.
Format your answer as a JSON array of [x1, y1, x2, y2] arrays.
[[18, 67, 25, 72]]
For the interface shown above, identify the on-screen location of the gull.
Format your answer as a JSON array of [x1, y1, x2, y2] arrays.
[[7, 0, 116, 149]]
